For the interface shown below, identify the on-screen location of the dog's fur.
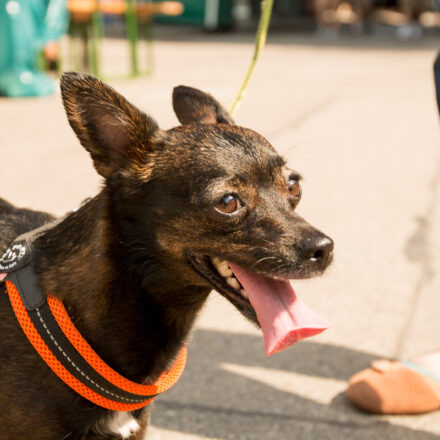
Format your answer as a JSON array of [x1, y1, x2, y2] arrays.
[[0, 73, 333, 440]]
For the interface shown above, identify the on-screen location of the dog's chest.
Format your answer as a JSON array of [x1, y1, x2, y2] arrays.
[[100, 412, 141, 438]]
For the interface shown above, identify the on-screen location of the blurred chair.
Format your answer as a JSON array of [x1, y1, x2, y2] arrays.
[[67, 0, 184, 77]]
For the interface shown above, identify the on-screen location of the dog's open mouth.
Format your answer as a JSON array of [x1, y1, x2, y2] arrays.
[[190, 255, 252, 312], [190, 256, 329, 356]]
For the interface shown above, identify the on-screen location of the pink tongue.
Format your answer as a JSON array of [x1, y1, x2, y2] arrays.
[[229, 263, 329, 356]]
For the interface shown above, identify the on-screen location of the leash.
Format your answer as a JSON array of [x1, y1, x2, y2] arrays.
[[0, 224, 186, 412], [228, 0, 274, 116]]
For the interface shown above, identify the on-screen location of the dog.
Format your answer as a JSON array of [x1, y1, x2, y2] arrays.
[[0, 72, 333, 439]]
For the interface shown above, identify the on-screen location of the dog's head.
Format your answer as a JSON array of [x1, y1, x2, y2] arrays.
[[61, 73, 333, 355]]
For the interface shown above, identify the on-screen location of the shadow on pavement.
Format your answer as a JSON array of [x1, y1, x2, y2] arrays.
[[152, 329, 439, 439]]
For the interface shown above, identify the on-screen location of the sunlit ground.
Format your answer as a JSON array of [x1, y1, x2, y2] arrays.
[[1, 28, 440, 439]]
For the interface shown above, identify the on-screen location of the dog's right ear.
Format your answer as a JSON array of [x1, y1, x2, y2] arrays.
[[172, 85, 234, 125], [60, 72, 160, 179]]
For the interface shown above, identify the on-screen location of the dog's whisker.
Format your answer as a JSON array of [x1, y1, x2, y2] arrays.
[[250, 255, 279, 269]]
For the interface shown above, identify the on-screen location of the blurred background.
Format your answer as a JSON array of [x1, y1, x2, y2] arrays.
[[1, 0, 440, 439]]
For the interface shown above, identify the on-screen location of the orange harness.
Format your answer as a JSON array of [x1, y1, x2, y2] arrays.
[[0, 234, 186, 412]]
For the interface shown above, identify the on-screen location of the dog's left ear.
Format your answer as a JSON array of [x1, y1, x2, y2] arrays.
[[61, 72, 161, 178], [172, 86, 234, 125]]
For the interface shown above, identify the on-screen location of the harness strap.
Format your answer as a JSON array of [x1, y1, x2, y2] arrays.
[[1, 280, 186, 411], [0, 220, 187, 411]]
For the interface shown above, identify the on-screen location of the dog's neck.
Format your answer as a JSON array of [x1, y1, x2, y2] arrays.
[[33, 192, 209, 383]]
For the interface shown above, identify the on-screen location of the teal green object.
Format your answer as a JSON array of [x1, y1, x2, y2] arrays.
[[0, 0, 68, 97], [155, 0, 234, 30]]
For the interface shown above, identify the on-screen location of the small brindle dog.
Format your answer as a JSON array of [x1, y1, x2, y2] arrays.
[[0, 73, 333, 439]]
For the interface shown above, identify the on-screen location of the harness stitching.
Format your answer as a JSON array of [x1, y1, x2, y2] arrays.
[[36, 308, 143, 403]]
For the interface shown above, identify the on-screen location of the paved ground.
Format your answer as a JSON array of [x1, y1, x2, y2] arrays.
[[1, 29, 440, 439]]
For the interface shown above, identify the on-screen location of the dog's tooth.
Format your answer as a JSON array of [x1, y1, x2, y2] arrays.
[[240, 289, 248, 298], [211, 257, 221, 266], [211, 257, 233, 278], [226, 277, 240, 290], [217, 261, 233, 278]]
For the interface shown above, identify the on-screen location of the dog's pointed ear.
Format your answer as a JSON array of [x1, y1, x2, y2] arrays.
[[61, 72, 160, 178], [172, 85, 234, 125]]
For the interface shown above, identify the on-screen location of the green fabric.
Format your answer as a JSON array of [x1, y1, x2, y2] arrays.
[[0, 0, 68, 97]]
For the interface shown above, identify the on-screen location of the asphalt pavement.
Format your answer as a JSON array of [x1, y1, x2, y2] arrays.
[[1, 29, 439, 439]]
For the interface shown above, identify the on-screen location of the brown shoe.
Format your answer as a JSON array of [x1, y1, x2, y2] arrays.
[[347, 360, 440, 415]]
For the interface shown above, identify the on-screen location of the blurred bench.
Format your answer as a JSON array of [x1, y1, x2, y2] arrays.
[[67, 0, 184, 77]]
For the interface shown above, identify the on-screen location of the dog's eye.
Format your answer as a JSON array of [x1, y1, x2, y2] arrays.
[[215, 194, 240, 214], [288, 178, 301, 198]]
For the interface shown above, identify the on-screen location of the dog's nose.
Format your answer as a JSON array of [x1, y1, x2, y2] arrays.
[[302, 236, 334, 268]]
